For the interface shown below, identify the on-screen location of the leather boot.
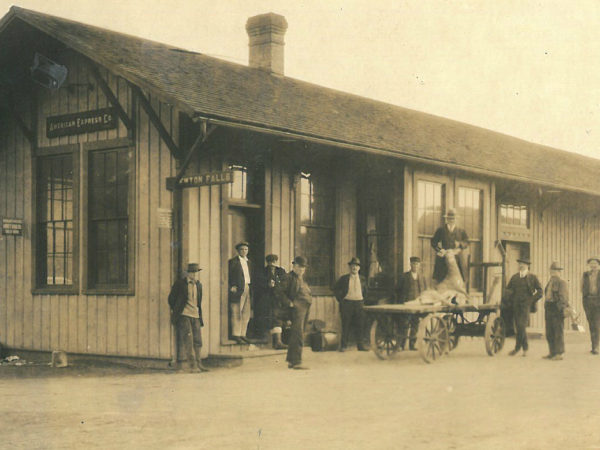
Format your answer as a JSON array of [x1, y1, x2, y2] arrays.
[[194, 345, 210, 372], [272, 333, 287, 350]]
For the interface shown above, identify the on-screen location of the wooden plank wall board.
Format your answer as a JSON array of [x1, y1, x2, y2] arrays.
[[271, 154, 282, 260], [208, 155, 222, 357]]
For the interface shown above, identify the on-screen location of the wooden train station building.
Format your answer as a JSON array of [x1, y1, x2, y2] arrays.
[[1, 7, 600, 363]]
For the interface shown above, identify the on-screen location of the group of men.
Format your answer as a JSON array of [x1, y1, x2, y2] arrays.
[[166, 208, 600, 372]]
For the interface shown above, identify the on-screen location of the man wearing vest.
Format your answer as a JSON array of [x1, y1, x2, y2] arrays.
[[168, 263, 209, 373], [396, 256, 427, 350], [228, 241, 253, 344], [334, 257, 369, 352], [582, 256, 600, 355], [504, 257, 543, 357], [262, 254, 288, 350], [543, 261, 569, 360]]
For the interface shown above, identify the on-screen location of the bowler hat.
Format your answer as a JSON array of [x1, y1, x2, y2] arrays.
[[347, 257, 361, 266], [516, 257, 531, 265], [235, 241, 249, 250], [444, 208, 458, 219], [266, 254, 279, 263], [409, 256, 421, 263], [187, 263, 201, 273], [550, 261, 563, 271], [292, 256, 308, 267], [587, 257, 600, 265]]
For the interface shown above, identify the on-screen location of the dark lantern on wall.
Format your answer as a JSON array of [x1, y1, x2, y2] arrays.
[[30, 52, 68, 90]]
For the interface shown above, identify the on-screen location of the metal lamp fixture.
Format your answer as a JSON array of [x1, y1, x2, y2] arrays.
[[30, 52, 68, 90]]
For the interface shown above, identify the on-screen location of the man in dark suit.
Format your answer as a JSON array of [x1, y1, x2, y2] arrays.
[[431, 208, 469, 284], [168, 263, 209, 373], [504, 257, 543, 357], [275, 256, 312, 370], [334, 257, 369, 352], [582, 256, 600, 355], [543, 262, 569, 360], [261, 254, 288, 349], [396, 256, 427, 350], [228, 241, 253, 344]]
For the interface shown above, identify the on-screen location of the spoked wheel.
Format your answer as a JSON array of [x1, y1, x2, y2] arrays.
[[417, 314, 449, 363], [485, 313, 506, 356], [370, 316, 401, 360], [442, 314, 460, 352]]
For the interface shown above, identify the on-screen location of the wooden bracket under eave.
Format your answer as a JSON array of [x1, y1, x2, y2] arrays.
[[87, 63, 134, 133]]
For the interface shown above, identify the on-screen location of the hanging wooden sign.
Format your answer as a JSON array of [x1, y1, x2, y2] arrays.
[[166, 170, 233, 190], [46, 107, 118, 138]]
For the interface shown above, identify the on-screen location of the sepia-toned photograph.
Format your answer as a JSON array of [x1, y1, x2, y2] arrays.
[[0, 1, 599, 448]]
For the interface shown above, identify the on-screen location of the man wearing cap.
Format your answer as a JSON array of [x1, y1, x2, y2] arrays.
[[431, 208, 469, 284], [582, 257, 600, 355], [168, 263, 209, 373], [275, 256, 312, 369], [261, 254, 288, 350], [504, 257, 543, 356], [228, 242, 253, 344], [334, 257, 369, 352], [543, 262, 569, 360], [396, 256, 428, 350]]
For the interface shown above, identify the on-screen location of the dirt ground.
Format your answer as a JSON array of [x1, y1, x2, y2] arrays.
[[1, 332, 600, 450]]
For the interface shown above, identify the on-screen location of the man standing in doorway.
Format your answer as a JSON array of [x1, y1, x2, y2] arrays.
[[276, 256, 312, 370], [168, 263, 209, 373], [582, 256, 600, 355], [396, 256, 427, 350], [229, 241, 253, 344], [262, 254, 288, 350], [504, 257, 543, 357], [543, 262, 569, 360], [431, 208, 469, 285], [334, 257, 369, 352]]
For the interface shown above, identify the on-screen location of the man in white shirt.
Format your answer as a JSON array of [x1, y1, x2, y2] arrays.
[[334, 257, 369, 352], [228, 242, 253, 344]]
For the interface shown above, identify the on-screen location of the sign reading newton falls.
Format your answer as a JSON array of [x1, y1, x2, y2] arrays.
[[47, 108, 118, 138], [166, 170, 233, 190]]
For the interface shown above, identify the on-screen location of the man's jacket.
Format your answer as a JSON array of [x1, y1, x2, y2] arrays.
[[504, 272, 543, 309], [396, 271, 427, 303], [228, 256, 253, 304], [168, 278, 203, 326], [333, 274, 368, 303], [275, 271, 312, 306], [582, 271, 600, 298]]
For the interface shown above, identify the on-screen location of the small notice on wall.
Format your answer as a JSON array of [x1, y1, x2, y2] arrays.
[[2, 218, 23, 236], [158, 208, 173, 229]]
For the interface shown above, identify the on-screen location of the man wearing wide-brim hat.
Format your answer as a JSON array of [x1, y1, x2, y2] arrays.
[[431, 208, 469, 284], [334, 257, 369, 352], [542, 261, 569, 360], [168, 263, 209, 373], [503, 257, 543, 357], [275, 256, 312, 369], [582, 257, 600, 354]]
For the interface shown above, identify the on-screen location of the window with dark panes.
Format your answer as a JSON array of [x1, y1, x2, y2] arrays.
[[416, 180, 445, 287], [457, 187, 483, 290], [88, 148, 129, 288], [37, 154, 74, 286], [228, 164, 248, 200], [298, 172, 335, 287], [499, 204, 528, 228]]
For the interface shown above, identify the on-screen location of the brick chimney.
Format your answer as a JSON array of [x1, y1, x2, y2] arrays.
[[246, 13, 288, 76]]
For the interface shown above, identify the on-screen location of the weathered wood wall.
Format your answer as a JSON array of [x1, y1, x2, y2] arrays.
[[0, 50, 179, 359]]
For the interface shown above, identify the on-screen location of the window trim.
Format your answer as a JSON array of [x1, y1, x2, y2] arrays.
[[31, 144, 80, 295], [81, 138, 135, 296]]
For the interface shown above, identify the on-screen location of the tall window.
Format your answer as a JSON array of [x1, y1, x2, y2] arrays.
[[416, 180, 445, 286], [457, 187, 483, 289], [88, 147, 130, 288], [228, 164, 248, 200], [298, 172, 335, 287], [37, 154, 74, 286]]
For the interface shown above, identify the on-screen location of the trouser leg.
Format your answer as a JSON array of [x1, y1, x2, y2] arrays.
[[286, 300, 310, 366], [584, 299, 600, 351], [545, 305, 555, 355], [352, 301, 367, 348], [514, 306, 529, 351], [408, 315, 419, 349], [176, 317, 195, 369], [340, 300, 353, 348]]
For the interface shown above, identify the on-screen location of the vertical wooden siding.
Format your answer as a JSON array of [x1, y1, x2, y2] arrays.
[[529, 200, 600, 330], [0, 50, 178, 358]]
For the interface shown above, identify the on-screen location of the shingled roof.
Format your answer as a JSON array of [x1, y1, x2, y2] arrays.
[[2, 6, 599, 195]]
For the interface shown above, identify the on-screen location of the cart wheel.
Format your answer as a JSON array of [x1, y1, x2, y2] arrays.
[[417, 314, 449, 363], [370, 317, 401, 360], [485, 313, 505, 356], [443, 314, 460, 352]]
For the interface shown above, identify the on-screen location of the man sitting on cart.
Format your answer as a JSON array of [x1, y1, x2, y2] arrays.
[[431, 208, 469, 285], [395, 256, 428, 350]]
